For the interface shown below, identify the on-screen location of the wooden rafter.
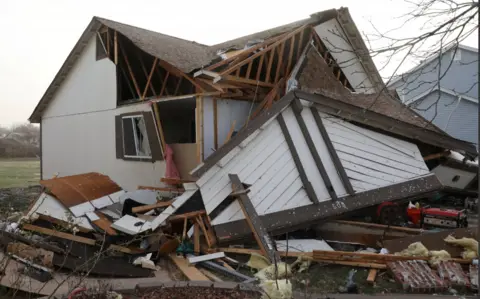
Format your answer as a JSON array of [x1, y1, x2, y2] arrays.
[[249, 77, 285, 121], [206, 32, 290, 72], [297, 28, 305, 60], [160, 71, 170, 96], [174, 77, 183, 95], [118, 41, 142, 99], [137, 53, 157, 97], [286, 34, 296, 76], [274, 41, 286, 83], [142, 57, 158, 100], [265, 48, 275, 83], [114, 30, 118, 64], [158, 59, 205, 92], [213, 98, 218, 150], [255, 54, 265, 81], [246, 60, 253, 79], [214, 75, 274, 88], [219, 25, 307, 77]]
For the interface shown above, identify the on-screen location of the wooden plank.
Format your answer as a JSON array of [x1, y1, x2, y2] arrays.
[[296, 27, 305, 60], [274, 41, 286, 83], [22, 224, 96, 246], [220, 26, 306, 76], [291, 99, 336, 201], [196, 216, 212, 248], [158, 60, 205, 92], [255, 54, 265, 82], [199, 268, 223, 282], [213, 98, 218, 149], [159, 71, 170, 97], [141, 57, 158, 100], [265, 48, 275, 83], [215, 75, 274, 88], [367, 269, 377, 284], [246, 60, 253, 79], [196, 95, 204, 163], [423, 151, 450, 161], [229, 174, 278, 263], [160, 177, 194, 185], [218, 247, 312, 258], [200, 215, 217, 247], [169, 254, 210, 281], [138, 185, 184, 192], [131, 200, 174, 214], [114, 30, 118, 65], [118, 41, 142, 99], [286, 35, 296, 76], [194, 223, 200, 254], [311, 106, 355, 195], [277, 113, 318, 204], [223, 120, 237, 145], [92, 212, 117, 235], [188, 252, 225, 264], [168, 210, 206, 222], [314, 259, 387, 269], [174, 77, 183, 96]]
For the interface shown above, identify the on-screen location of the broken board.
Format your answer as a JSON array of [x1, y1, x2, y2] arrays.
[[169, 254, 209, 281]]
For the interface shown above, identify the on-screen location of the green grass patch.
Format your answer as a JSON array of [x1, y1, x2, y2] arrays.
[[0, 158, 40, 188]]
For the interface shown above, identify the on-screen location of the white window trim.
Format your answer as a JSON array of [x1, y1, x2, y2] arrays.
[[121, 115, 152, 159]]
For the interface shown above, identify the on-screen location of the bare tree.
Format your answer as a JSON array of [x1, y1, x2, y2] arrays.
[[366, 0, 478, 124]]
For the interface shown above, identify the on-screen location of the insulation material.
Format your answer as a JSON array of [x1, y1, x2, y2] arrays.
[[247, 253, 271, 270], [164, 144, 180, 180], [260, 279, 292, 299], [395, 242, 429, 257], [444, 235, 478, 259], [429, 250, 451, 266], [255, 262, 291, 281]]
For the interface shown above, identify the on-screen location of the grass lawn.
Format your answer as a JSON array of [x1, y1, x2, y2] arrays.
[[0, 158, 40, 188]]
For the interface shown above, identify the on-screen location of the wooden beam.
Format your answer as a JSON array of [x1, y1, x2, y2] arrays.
[[168, 210, 206, 222], [132, 200, 174, 214], [246, 60, 253, 79], [207, 32, 289, 72], [159, 71, 170, 97], [22, 224, 96, 246], [229, 174, 278, 263], [286, 35, 296, 77], [277, 113, 318, 204], [137, 53, 157, 97], [367, 269, 377, 284], [196, 215, 212, 248], [220, 26, 306, 76], [291, 99, 337, 201], [265, 48, 275, 83], [196, 95, 204, 163], [311, 106, 355, 195], [215, 75, 274, 88], [118, 41, 142, 99], [142, 57, 158, 100], [255, 54, 265, 81], [202, 214, 217, 247], [249, 77, 285, 121], [194, 222, 200, 254], [169, 254, 209, 281], [213, 98, 218, 149], [423, 151, 450, 161], [152, 103, 167, 152], [223, 120, 236, 145], [274, 41, 286, 83], [174, 77, 183, 96], [296, 27, 305, 60], [138, 185, 184, 193], [114, 30, 118, 65], [158, 59, 205, 92]]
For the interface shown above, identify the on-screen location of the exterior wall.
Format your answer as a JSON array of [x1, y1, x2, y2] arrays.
[[390, 48, 478, 101], [203, 97, 254, 159], [411, 91, 478, 144], [314, 19, 374, 93], [41, 36, 165, 190]]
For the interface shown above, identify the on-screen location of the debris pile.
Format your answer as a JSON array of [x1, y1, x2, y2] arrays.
[[0, 171, 477, 297]]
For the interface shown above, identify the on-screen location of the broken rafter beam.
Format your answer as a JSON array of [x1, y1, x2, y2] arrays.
[[159, 71, 170, 97], [273, 41, 286, 83], [158, 60, 205, 93], [286, 34, 296, 77], [220, 25, 307, 76], [249, 77, 285, 121], [229, 174, 279, 263], [118, 41, 142, 99], [213, 75, 274, 88]]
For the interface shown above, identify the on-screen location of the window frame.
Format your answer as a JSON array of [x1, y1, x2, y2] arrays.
[[121, 114, 152, 159]]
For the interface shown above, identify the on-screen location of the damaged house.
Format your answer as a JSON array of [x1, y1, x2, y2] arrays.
[[29, 7, 477, 236]]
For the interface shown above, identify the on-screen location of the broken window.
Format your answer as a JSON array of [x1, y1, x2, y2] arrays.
[[115, 112, 163, 162], [122, 115, 151, 158]]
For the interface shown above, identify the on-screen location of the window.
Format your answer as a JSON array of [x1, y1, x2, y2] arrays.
[[122, 115, 151, 158], [115, 112, 163, 162]]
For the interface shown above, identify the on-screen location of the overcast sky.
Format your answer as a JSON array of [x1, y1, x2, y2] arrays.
[[0, 0, 477, 126]]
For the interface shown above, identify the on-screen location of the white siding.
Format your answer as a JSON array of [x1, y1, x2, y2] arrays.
[[41, 36, 165, 190], [314, 19, 374, 93], [320, 111, 430, 191], [432, 165, 477, 189], [198, 102, 431, 227]]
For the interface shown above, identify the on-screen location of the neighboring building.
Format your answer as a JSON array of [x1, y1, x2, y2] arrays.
[[29, 6, 475, 200], [388, 44, 478, 145], [0, 137, 38, 158]]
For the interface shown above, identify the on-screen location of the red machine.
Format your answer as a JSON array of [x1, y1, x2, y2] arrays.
[[376, 202, 468, 229]]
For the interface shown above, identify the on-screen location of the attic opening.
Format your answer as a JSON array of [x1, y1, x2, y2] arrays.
[[96, 28, 196, 105], [155, 99, 196, 144]]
